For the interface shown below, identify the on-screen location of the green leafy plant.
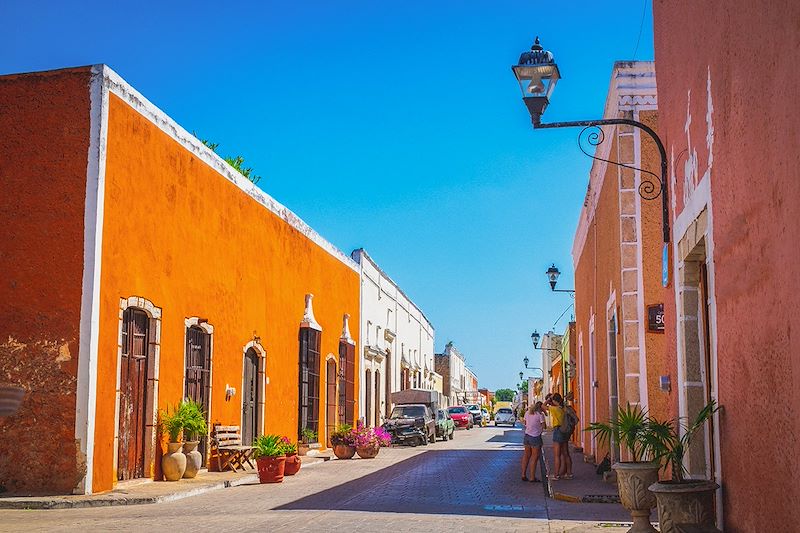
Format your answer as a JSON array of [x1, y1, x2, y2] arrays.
[[586, 403, 654, 462], [495, 388, 515, 402], [194, 134, 262, 185], [330, 424, 355, 447], [300, 427, 317, 444], [252, 434, 287, 458], [280, 436, 298, 455], [179, 399, 207, 441], [645, 400, 720, 482], [159, 404, 185, 443]]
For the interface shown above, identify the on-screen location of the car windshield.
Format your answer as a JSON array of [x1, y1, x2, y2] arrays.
[[497, 408, 512, 414], [448, 407, 467, 414], [437, 410, 445, 419], [390, 406, 425, 418], [466, 404, 479, 411]]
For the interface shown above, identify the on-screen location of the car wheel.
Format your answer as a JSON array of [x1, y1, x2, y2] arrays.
[[410, 439, 418, 447], [421, 433, 428, 446]]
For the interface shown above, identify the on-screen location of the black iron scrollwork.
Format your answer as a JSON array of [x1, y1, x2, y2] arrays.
[[577, 125, 662, 201]]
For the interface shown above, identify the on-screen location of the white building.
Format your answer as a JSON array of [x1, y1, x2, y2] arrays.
[[434, 341, 476, 406], [540, 331, 562, 396], [351, 249, 436, 427]]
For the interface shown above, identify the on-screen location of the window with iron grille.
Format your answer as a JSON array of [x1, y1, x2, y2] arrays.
[[298, 328, 321, 438], [338, 341, 356, 425]]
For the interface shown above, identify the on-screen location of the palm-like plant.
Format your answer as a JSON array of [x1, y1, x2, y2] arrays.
[[587, 403, 655, 462], [645, 400, 720, 482], [179, 399, 208, 441]]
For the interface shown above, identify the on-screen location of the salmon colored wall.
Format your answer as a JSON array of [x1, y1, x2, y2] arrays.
[[0, 68, 91, 494], [654, 2, 800, 529], [92, 93, 359, 492], [573, 132, 622, 462]]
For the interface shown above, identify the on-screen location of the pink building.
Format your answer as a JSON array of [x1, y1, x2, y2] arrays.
[[654, 1, 799, 530]]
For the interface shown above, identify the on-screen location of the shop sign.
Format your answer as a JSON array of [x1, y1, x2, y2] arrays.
[[648, 304, 664, 333]]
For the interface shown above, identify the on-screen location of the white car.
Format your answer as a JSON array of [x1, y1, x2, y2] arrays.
[[494, 407, 517, 426]]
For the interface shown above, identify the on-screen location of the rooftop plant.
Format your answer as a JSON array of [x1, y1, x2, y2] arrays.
[[197, 136, 262, 185]]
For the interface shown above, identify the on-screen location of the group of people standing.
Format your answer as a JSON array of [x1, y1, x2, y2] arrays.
[[520, 392, 578, 482]]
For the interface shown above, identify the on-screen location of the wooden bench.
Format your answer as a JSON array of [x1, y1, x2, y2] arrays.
[[211, 425, 255, 472]]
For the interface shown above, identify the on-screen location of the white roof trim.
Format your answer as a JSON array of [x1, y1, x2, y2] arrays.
[[97, 65, 358, 273]]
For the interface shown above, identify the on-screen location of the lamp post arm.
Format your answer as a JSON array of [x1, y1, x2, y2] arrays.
[[535, 118, 670, 244]]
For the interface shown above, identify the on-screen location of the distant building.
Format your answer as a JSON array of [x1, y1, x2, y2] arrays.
[[434, 341, 475, 406]]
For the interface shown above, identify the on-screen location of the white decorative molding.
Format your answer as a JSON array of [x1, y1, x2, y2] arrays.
[[340, 313, 354, 345], [185, 316, 214, 334], [300, 293, 322, 331]]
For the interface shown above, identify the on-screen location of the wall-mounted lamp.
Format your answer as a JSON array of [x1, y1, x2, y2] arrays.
[[225, 384, 237, 401]]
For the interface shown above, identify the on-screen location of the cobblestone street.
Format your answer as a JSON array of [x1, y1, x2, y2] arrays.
[[2, 427, 630, 533]]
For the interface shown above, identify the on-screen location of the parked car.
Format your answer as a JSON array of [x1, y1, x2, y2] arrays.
[[494, 407, 517, 426], [447, 406, 473, 430], [481, 408, 490, 426], [435, 409, 455, 441], [383, 403, 436, 446], [466, 404, 482, 426]]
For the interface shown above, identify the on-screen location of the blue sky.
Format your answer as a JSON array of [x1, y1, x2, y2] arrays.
[[1, 1, 653, 391]]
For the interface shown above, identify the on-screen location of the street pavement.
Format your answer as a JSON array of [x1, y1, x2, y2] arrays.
[[0, 425, 631, 532]]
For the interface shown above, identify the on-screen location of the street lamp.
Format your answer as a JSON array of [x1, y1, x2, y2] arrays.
[[545, 264, 575, 294], [512, 37, 671, 244], [519, 371, 524, 382]]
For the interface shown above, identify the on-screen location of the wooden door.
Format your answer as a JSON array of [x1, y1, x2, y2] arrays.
[[326, 360, 337, 447], [118, 308, 149, 481], [242, 348, 259, 446], [184, 326, 211, 464]]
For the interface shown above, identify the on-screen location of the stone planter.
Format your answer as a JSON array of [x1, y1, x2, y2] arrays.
[[162, 442, 187, 481], [333, 444, 356, 460], [284, 453, 301, 475], [182, 441, 202, 479], [256, 456, 286, 483], [649, 480, 721, 533], [0, 385, 25, 417], [298, 443, 309, 457], [612, 462, 659, 533], [356, 446, 380, 459]]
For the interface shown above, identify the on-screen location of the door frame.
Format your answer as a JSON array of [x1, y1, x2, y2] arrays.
[[183, 317, 214, 464], [114, 296, 161, 483], [241, 341, 266, 443]]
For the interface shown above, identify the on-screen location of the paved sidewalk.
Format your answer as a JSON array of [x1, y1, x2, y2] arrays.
[[0, 457, 326, 509], [541, 431, 620, 503]]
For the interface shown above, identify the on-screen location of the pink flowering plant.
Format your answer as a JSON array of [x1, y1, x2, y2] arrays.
[[351, 421, 391, 449], [280, 436, 297, 455]]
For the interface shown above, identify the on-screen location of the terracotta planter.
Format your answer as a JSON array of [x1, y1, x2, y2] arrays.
[[256, 455, 286, 483], [649, 480, 721, 533], [0, 385, 25, 417], [284, 453, 301, 475], [356, 446, 380, 459], [162, 442, 187, 481], [182, 441, 202, 478], [612, 462, 659, 533], [333, 444, 356, 460], [298, 444, 309, 457]]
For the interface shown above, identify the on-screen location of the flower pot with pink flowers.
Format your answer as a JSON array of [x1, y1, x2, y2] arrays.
[[353, 422, 391, 459]]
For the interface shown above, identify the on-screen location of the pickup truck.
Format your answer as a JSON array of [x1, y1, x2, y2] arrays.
[[382, 389, 439, 446]]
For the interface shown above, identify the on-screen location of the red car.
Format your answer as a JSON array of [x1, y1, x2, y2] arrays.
[[447, 406, 474, 430]]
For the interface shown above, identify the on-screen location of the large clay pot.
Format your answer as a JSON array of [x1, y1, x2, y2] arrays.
[[649, 480, 721, 533], [284, 453, 301, 475], [162, 442, 187, 481], [256, 456, 286, 483], [182, 441, 202, 478], [298, 444, 309, 457], [0, 385, 25, 417], [356, 446, 380, 459], [612, 462, 660, 533], [333, 444, 356, 460]]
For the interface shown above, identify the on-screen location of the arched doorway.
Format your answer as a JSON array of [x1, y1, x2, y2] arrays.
[[184, 323, 212, 464], [242, 348, 260, 446], [118, 307, 150, 481], [326, 358, 337, 447]]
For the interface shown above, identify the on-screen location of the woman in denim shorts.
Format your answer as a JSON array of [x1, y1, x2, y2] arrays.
[[521, 401, 546, 482]]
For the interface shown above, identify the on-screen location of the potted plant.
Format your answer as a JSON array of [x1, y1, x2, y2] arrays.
[[330, 424, 356, 459], [253, 434, 287, 483], [587, 403, 660, 533], [647, 401, 721, 533], [159, 404, 187, 481], [179, 399, 207, 479], [282, 437, 301, 475], [352, 422, 391, 459], [298, 428, 317, 456]]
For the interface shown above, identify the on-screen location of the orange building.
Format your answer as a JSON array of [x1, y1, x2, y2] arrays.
[[0, 65, 360, 495], [571, 62, 667, 464]]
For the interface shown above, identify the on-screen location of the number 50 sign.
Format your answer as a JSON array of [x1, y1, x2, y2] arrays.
[[648, 304, 665, 333]]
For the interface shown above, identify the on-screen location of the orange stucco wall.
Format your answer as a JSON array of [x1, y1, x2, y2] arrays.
[[0, 68, 92, 494], [91, 92, 359, 492]]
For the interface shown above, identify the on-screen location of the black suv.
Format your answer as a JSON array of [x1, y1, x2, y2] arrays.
[[382, 404, 437, 446]]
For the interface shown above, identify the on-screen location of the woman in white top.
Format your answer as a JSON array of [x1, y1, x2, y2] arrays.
[[521, 401, 546, 482]]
